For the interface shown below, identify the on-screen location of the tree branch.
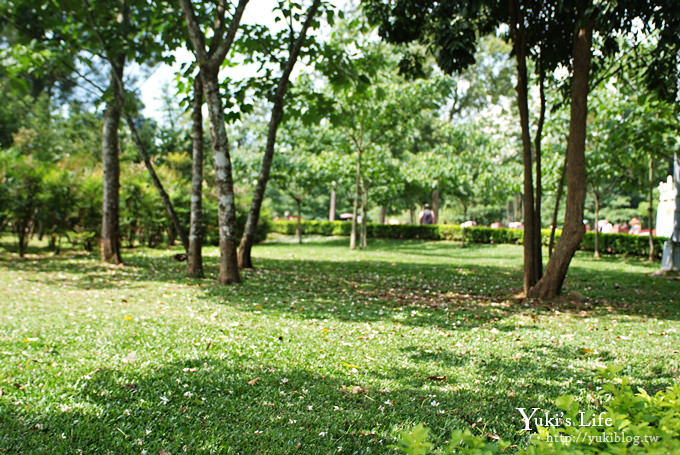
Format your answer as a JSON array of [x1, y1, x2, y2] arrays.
[[276, 0, 321, 102], [209, 0, 249, 68], [207, 0, 227, 56], [178, 0, 209, 66]]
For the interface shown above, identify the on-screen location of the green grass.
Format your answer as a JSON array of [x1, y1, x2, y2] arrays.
[[0, 236, 679, 454]]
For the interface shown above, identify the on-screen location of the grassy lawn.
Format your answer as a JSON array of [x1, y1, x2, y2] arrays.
[[1, 236, 679, 454]]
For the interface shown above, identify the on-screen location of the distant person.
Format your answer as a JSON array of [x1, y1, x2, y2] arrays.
[[418, 204, 435, 225], [629, 217, 641, 234]]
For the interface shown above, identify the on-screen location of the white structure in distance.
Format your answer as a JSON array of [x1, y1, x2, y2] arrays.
[[657, 175, 677, 238]]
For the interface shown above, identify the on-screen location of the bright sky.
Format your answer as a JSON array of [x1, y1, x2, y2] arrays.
[[140, 0, 351, 122], [140, 1, 278, 120]]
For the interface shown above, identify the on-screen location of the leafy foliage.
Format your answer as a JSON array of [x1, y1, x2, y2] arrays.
[[397, 372, 680, 454]]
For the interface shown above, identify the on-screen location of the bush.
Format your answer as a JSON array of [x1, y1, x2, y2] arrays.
[[544, 229, 666, 259], [271, 220, 445, 239], [397, 368, 680, 454], [66, 230, 96, 251], [438, 225, 464, 241], [463, 226, 524, 245], [271, 221, 662, 259]]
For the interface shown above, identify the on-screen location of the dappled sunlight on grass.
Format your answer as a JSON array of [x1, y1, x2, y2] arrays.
[[0, 236, 678, 453]]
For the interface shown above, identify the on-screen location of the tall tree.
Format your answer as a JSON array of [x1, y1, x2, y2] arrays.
[[187, 75, 204, 276], [2, 0, 189, 263], [509, 0, 540, 290], [179, 0, 249, 284], [78, 0, 189, 262], [238, 0, 324, 268], [365, 0, 674, 297], [100, 50, 125, 263], [528, 21, 591, 297]]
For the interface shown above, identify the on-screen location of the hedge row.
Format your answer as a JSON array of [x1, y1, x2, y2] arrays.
[[271, 220, 667, 258], [272, 220, 458, 240], [547, 229, 666, 258]]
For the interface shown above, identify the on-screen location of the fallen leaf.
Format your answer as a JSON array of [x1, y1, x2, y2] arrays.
[[427, 376, 447, 382], [248, 377, 261, 386], [340, 385, 367, 394]]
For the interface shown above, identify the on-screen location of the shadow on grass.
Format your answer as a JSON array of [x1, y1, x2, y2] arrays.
[[0, 247, 200, 290], [0, 350, 621, 454], [4, 346, 673, 454], [1, 240, 679, 328]]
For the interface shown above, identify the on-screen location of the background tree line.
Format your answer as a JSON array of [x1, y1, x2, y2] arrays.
[[1, 0, 679, 297]]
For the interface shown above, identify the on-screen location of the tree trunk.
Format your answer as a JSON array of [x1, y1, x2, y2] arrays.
[[203, 73, 240, 284], [529, 24, 592, 299], [179, 0, 248, 283], [167, 224, 177, 247], [329, 183, 336, 221], [80, 0, 188, 257], [124, 122, 188, 254], [409, 207, 415, 225], [128, 225, 136, 248], [238, 0, 321, 268], [237, 86, 284, 265], [648, 153, 655, 261], [188, 76, 204, 277], [593, 190, 600, 259], [432, 183, 440, 224], [549, 153, 568, 258], [510, 0, 538, 294], [16, 220, 28, 257], [350, 146, 362, 250], [100, 61, 124, 264], [378, 206, 386, 224], [360, 186, 368, 249], [533, 59, 546, 280], [105, 59, 190, 255], [296, 198, 302, 244]]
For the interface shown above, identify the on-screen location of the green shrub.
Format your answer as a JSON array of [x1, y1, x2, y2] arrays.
[[543, 229, 665, 259], [463, 226, 524, 245], [66, 230, 96, 251], [271, 221, 663, 258], [271, 220, 351, 236], [397, 369, 680, 454], [369, 223, 439, 240], [438, 225, 464, 241], [271, 220, 441, 239]]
